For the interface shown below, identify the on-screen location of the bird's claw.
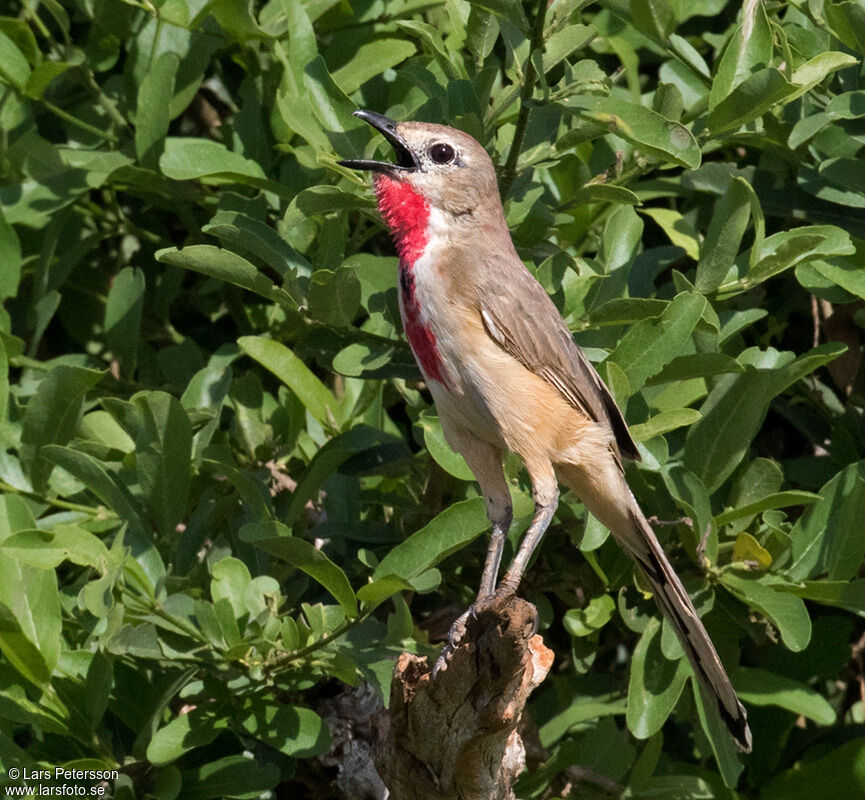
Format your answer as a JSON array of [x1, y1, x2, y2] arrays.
[[430, 586, 521, 677], [431, 605, 474, 677]]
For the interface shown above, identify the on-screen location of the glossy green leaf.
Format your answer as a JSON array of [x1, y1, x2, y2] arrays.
[[157, 246, 295, 308], [419, 411, 474, 480], [20, 365, 104, 492], [761, 739, 865, 800], [104, 266, 145, 378], [237, 700, 331, 757], [564, 96, 701, 168], [695, 177, 753, 292], [132, 391, 193, 538], [240, 521, 358, 617], [374, 498, 489, 581], [721, 573, 811, 651], [629, 409, 701, 442], [135, 52, 179, 167], [607, 292, 706, 394], [708, 1, 772, 110], [733, 667, 835, 723], [238, 335, 339, 427], [627, 619, 690, 739], [564, 594, 616, 637], [147, 706, 230, 766], [707, 68, 795, 135]]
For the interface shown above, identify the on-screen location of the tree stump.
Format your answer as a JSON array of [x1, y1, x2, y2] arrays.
[[376, 594, 554, 800]]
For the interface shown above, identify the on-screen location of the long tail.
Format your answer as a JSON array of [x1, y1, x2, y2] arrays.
[[559, 462, 752, 752]]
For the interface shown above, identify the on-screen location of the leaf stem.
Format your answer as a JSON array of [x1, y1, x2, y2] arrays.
[[0, 478, 111, 516], [499, 0, 549, 198], [40, 99, 120, 143], [264, 610, 372, 675]]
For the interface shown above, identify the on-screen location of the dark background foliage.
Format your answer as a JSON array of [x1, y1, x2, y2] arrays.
[[1, 0, 865, 797]]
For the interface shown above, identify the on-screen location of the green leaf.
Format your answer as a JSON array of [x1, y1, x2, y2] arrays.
[[761, 739, 865, 800], [180, 755, 280, 800], [307, 268, 361, 327], [789, 461, 865, 581], [356, 575, 415, 611], [567, 183, 641, 207], [419, 411, 474, 480], [135, 52, 179, 168], [20, 365, 104, 492], [629, 409, 701, 442], [564, 594, 616, 637], [147, 706, 230, 766], [811, 258, 865, 300], [1, 526, 110, 569], [692, 678, 743, 788], [788, 52, 859, 101], [210, 557, 252, 620], [708, 1, 773, 110], [707, 68, 795, 135], [240, 521, 358, 617], [160, 137, 263, 182], [131, 391, 193, 538], [0, 30, 31, 91], [607, 292, 706, 394], [282, 186, 373, 229], [775, 579, 865, 616], [714, 491, 821, 527], [236, 700, 331, 757], [629, 0, 674, 43], [468, 0, 530, 34], [104, 267, 145, 380], [202, 209, 311, 281], [627, 619, 690, 740], [721, 573, 811, 651], [0, 602, 50, 687], [374, 498, 489, 581], [156, 245, 296, 308], [238, 335, 339, 427], [684, 345, 845, 492], [645, 352, 744, 385], [332, 39, 416, 94], [0, 209, 22, 301], [733, 667, 835, 724], [40, 445, 163, 584], [563, 96, 701, 169], [289, 426, 402, 526], [695, 177, 753, 292], [825, 0, 865, 52], [640, 208, 700, 260]]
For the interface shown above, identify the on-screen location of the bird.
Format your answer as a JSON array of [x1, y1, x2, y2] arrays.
[[339, 109, 752, 753]]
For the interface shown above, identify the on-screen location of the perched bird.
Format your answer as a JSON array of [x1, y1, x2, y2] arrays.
[[340, 110, 751, 753]]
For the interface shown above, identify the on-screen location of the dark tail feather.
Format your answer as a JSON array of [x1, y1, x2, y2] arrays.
[[625, 507, 752, 752]]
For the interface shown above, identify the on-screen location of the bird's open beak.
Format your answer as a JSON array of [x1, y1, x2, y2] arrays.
[[338, 110, 419, 173]]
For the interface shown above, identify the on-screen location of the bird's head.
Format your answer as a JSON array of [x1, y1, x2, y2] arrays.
[[339, 110, 499, 220]]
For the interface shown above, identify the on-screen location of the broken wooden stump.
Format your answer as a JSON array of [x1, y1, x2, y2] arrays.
[[376, 594, 554, 800]]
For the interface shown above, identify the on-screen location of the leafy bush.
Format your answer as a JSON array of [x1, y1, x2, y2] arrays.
[[2, 0, 865, 797]]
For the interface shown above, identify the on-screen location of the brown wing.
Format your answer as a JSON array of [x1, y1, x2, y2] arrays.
[[479, 259, 640, 462]]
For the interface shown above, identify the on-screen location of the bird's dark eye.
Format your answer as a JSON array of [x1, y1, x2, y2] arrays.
[[429, 142, 455, 164]]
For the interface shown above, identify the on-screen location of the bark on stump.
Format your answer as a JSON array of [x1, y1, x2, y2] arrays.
[[377, 594, 554, 800]]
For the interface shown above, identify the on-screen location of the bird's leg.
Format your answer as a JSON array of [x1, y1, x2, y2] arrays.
[[477, 508, 511, 599], [432, 432, 511, 676], [493, 487, 559, 599]]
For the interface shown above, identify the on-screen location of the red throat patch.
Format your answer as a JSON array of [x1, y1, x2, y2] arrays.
[[372, 175, 450, 388]]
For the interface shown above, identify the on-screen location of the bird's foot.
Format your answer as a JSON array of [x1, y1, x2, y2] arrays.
[[430, 585, 521, 677], [431, 605, 473, 677]]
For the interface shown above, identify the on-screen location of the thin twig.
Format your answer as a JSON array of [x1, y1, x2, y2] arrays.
[[499, 0, 549, 198]]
